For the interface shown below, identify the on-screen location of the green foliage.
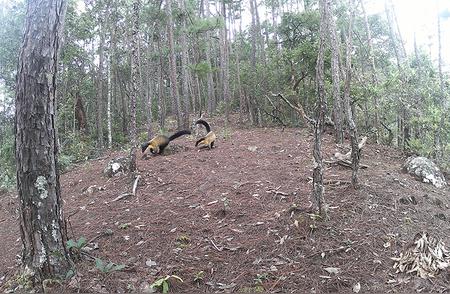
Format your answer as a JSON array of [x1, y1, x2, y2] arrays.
[[67, 237, 87, 251], [95, 258, 126, 274], [0, 0, 25, 90], [0, 118, 15, 190], [193, 271, 205, 284], [150, 275, 183, 294], [67, 236, 87, 260], [60, 132, 96, 162]]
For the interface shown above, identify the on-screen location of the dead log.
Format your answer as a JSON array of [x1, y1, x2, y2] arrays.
[[326, 136, 368, 168]]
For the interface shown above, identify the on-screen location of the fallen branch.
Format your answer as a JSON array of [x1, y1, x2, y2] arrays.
[[209, 238, 223, 252], [271, 92, 315, 125], [263, 95, 287, 128], [112, 175, 141, 202], [334, 136, 367, 161]]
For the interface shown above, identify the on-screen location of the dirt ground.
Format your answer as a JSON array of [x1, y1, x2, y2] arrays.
[[1, 120, 450, 293]]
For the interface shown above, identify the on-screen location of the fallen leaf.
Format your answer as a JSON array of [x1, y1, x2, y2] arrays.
[[324, 267, 341, 275], [352, 282, 361, 293]]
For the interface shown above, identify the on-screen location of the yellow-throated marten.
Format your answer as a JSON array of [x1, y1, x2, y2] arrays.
[[141, 130, 191, 155], [195, 119, 216, 149]]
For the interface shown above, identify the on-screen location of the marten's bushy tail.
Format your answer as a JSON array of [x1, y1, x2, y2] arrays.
[[195, 119, 211, 133], [168, 130, 191, 141]]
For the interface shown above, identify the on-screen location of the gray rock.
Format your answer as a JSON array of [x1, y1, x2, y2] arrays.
[[103, 157, 130, 177], [404, 156, 447, 188]]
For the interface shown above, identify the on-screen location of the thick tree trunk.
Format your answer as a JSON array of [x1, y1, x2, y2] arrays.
[[15, 0, 72, 283], [313, 0, 327, 218], [166, 0, 182, 129], [343, 0, 360, 188], [129, 0, 141, 172]]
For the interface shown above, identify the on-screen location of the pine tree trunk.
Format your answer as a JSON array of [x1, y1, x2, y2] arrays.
[[253, 0, 266, 65], [220, 0, 230, 122], [107, 60, 112, 149], [129, 0, 141, 172], [435, 7, 447, 162], [156, 33, 166, 129], [179, 0, 190, 128], [343, 0, 360, 188], [204, 0, 216, 114], [326, 0, 343, 144], [166, 0, 182, 129], [96, 25, 105, 148], [313, 0, 327, 218], [361, 0, 380, 144], [15, 0, 72, 283], [235, 15, 245, 122], [144, 34, 153, 139]]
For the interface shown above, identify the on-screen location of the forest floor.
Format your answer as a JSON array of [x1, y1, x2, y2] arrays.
[[1, 117, 450, 293]]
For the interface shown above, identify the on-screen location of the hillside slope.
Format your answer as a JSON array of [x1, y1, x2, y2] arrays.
[[1, 126, 449, 293]]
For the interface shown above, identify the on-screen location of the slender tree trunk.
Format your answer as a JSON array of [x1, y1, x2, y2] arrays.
[[15, 0, 72, 283], [145, 35, 153, 139], [220, 0, 230, 122], [129, 0, 141, 172], [204, 0, 216, 115], [235, 14, 245, 122], [326, 0, 343, 144], [156, 34, 166, 129], [385, 0, 407, 148], [96, 25, 105, 148], [179, 0, 190, 128], [167, 0, 182, 129], [344, 0, 360, 188], [435, 7, 447, 162], [271, 0, 279, 51], [253, 0, 266, 65], [361, 0, 380, 143], [249, 0, 257, 69], [313, 0, 327, 218], [107, 59, 112, 149]]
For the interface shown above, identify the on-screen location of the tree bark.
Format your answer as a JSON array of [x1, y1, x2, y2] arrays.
[[15, 0, 72, 283], [435, 7, 447, 162], [96, 23, 105, 148], [326, 0, 343, 144], [107, 60, 112, 149], [343, 0, 360, 188], [361, 0, 380, 144], [145, 35, 154, 139], [179, 0, 190, 128], [313, 0, 327, 218], [253, 0, 266, 66], [203, 1, 216, 114], [166, 0, 182, 129], [129, 0, 141, 173], [220, 0, 230, 122]]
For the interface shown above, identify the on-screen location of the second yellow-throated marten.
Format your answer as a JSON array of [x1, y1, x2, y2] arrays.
[[141, 130, 191, 155], [195, 119, 216, 149]]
